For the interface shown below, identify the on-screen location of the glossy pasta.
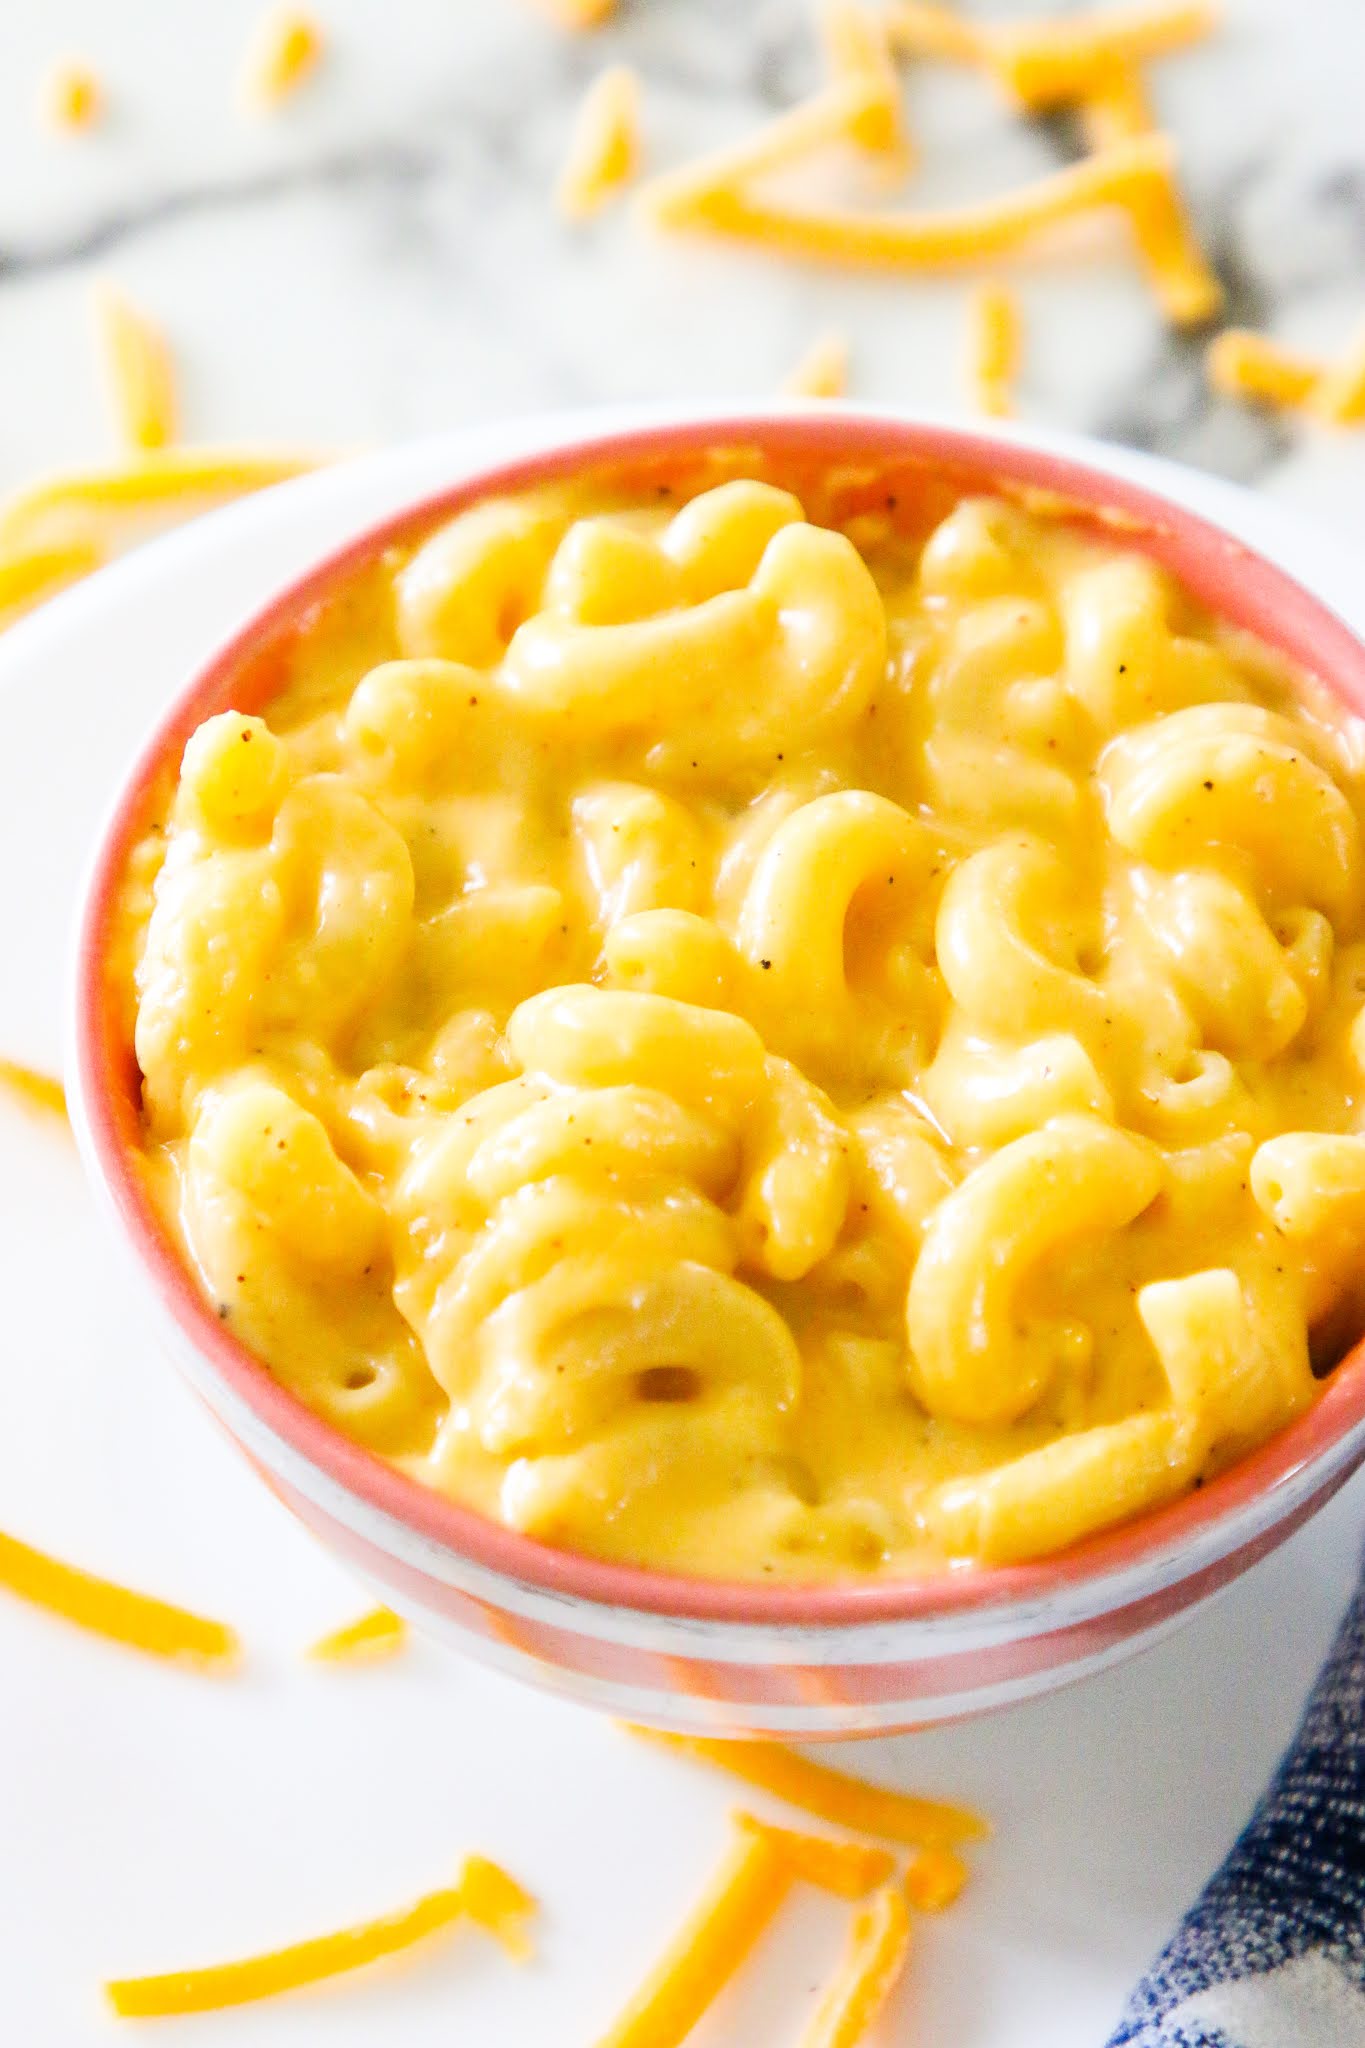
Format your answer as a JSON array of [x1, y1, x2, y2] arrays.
[[119, 458, 1365, 1577]]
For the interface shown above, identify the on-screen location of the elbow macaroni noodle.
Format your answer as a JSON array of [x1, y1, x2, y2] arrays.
[[119, 455, 1365, 1577]]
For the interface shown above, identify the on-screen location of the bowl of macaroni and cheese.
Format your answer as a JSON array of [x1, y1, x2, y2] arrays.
[[72, 411, 1365, 1734]]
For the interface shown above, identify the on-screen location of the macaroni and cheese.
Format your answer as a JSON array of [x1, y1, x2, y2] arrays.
[[117, 452, 1365, 1577]]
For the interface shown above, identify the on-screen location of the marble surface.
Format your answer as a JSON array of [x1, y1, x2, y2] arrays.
[[0, 0, 1360, 538]]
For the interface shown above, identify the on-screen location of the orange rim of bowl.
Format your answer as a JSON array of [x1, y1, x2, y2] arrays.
[[73, 411, 1365, 1629]]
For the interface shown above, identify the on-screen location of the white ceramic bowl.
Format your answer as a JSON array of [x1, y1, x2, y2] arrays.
[[69, 405, 1365, 1737]]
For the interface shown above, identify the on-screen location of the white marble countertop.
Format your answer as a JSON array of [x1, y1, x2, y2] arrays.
[[0, 0, 1360, 537]]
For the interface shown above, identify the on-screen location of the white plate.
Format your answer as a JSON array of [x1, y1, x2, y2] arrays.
[[1, 417, 1361, 2047]]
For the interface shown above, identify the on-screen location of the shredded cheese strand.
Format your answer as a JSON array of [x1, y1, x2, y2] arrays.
[[646, 133, 1211, 323], [0, 1527, 238, 1670], [1311, 320, 1365, 425], [884, 2, 981, 64], [887, 1, 1220, 108], [0, 447, 325, 551], [1206, 328, 1324, 408], [627, 1728, 988, 1848], [798, 1884, 913, 2048], [0, 1060, 69, 1120], [902, 1844, 970, 1912], [735, 1812, 895, 1899], [307, 1605, 407, 1664], [637, 80, 892, 227], [557, 66, 642, 221], [1078, 58, 1157, 148], [238, 8, 325, 113], [530, 0, 619, 27], [109, 1882, 463, 2017], [592, 1824, 793, 2048], [991, 1, 1222, 107], [1119, 160, 1223, 323], [92, 283, 178, 453], [41, 59, 103, 132], [460, 1854, 539, 1961], [969, 280, 1022, 416], [0, 542, 101, 618], [781, 329, 850, 399], [818, 1, 911, 165]]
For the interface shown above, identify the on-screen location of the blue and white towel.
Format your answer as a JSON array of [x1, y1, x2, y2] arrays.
[[1108, 1557, 1365, 2047]]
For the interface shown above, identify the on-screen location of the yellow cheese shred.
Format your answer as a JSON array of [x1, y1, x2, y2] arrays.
[[887, 0, 1220, 109], [0, 541, 102, 619], [592, 1822, 793, 2048], [460, 1854, 539, 1961], [0, 447, 325, 553], [238, 8, 325, 112], [735, 1812, 895, 1899], [637, 78, 897, 229], [781, 329, 850, 399], [530, 0, 619, 27], [969, 280, 1022, 416], [106, 1852, 530, 2018], [884, 5, 1221, 322], [818, 1, 911, 166], [1118, 152, 1222, 324], [798, 1883, 913, 2048], [648, 132, 1215, 324], [306, 1605, 407, 1664], [1206, 328, 1324, 409], [1311, 320, 1365, 425], [0, 1527, 238, 1671], [627, 1728, 988, 1849], [902, 1844, 970, 1913], [0, 1059, 69, 1121], [41, 59, 104, 132], [557, 66, 642, 221], [1078, 57, 1156, 148], [92, 283, 178, 453]]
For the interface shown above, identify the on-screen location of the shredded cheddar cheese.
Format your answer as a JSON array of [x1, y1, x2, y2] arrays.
[[530, 0, 619, 27], [880, 3, 1221, 322], [0, 447, 324, 553], [818, 1, 911, 165], [781, 329, 850, 399], [1311, 320, 1365, 426], [0, 1527, 238, 1670], [106, 1854, 525, 2017], [592, 1823, 793, 2048], [798, 1884, 912, 2048], [557, 66, 642, 221], [460, 1854, 538, 1961], [637, 78, 896, 228], [238, 7, 325, 113], [734, 1813, 895, 1899], [887, 1, 1220, 109], [1206, 328, 1324, 409], [902, 1844, 970, 1913], [307, 1605, 407, 1663], [0, 1059, 69, 1120], [0, 542, 102, 619], [1205, 319, 1365, 422], [647, 132, 1213, 322], [627, 1729, 989, 1849], [969, 280, 1021, 416], [1078, 57, 1156, 148], [92, 283, 178, 453], [1119, 160, 1222, 323], [41, 59, 103, 132]]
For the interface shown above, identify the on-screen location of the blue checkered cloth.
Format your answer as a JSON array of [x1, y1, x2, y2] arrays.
[[1106, 1561, 1365, 2047]]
